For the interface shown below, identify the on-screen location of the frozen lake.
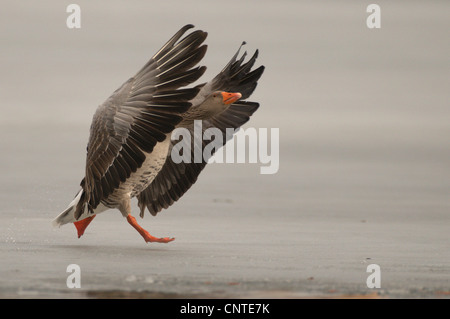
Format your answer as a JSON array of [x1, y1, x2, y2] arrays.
[[0, 1, 449, 298]]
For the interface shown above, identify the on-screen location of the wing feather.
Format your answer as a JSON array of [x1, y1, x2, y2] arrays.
[[137, 100, 261, 217], [136, 43, 264, 217]]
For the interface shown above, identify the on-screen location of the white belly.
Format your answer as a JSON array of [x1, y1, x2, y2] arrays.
[[106, 137, 171, 203]]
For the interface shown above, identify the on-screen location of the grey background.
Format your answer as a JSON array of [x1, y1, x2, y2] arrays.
[[0, 1, 449, 298]]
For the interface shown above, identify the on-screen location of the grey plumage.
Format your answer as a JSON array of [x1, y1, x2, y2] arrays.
[[76, 25, 207, 219], [54, 25, 264, 242]]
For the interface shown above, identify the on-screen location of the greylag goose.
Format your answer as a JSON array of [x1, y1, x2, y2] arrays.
[[52, 24, 264, 243]]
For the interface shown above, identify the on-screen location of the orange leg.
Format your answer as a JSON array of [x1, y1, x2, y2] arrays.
[[126, 215, 174, 243], [73, 215, 96, 238]]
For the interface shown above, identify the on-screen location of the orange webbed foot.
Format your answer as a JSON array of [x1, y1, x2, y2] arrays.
[[73, 215, 96, 238], [126, 215, 175, 244]]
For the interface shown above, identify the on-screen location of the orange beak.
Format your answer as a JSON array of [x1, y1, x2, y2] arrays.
[[221, 92, 242, 105]]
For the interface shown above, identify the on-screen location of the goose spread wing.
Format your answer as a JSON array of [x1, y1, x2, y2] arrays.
[[78, 25, 207, 218]]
